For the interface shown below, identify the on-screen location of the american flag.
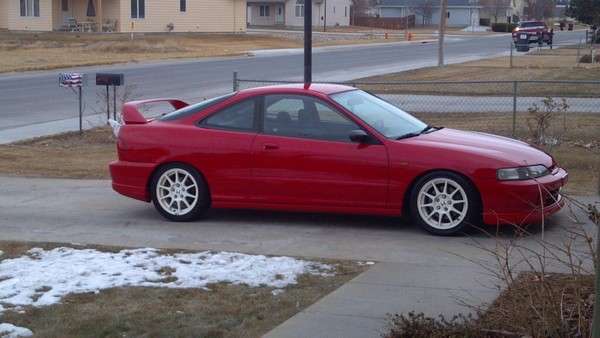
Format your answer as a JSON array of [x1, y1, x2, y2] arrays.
[[59, 73, 84, 87]]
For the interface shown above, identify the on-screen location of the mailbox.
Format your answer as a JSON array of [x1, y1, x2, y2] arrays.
[[96, 73, 124, 86]]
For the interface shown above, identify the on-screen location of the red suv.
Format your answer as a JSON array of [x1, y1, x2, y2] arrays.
[[512, 21, 552, 44]]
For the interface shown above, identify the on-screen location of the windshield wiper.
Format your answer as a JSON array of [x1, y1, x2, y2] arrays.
[[396, 125, 440, 140]]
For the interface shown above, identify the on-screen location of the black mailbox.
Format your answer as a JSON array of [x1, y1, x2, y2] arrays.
[[96, 73, 124, 86], [516, 33, 530, 52]]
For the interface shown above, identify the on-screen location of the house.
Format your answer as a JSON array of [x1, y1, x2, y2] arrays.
[[247, 0, 353, 28], [0, 0, 247, 33], [377, 0, 483, 27]]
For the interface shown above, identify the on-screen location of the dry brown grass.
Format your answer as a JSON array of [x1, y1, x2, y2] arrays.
[[0, 30, 406, 73], [0, 126, 116, 179], [0, 241, 368, 337]]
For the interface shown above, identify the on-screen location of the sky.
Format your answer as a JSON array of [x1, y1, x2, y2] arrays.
[[0, 246, 338, 338]]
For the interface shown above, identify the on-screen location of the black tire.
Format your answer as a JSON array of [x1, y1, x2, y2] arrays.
[[410, 171, 479, 236], [150, 163, 210, 222]]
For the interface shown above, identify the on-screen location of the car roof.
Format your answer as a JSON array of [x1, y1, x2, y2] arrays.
[[519, 21, 544, 26], [238, 83, 356, 96]]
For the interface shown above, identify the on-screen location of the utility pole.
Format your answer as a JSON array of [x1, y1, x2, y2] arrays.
[[305, 0, 312, 84], [438, 0, 447, 67]]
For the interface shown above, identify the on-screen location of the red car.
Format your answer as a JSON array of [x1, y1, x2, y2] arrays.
[[512, 21, 552, 44], [110, 83, 568, 235]]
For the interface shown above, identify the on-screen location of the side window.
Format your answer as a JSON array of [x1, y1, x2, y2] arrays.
[[200, 98, 257, 132], [263, 94, 359, 142]]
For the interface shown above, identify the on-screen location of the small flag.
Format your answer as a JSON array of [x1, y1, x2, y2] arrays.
[[59, 73, 85, 87]]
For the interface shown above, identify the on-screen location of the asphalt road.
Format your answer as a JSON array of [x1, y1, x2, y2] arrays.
[[0, 30, 586, 132]]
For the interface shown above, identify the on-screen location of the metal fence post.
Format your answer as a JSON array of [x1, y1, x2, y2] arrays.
[[233, 71, 238, 92], [512, 81, 518, 138], [510, 42, 514, 69]]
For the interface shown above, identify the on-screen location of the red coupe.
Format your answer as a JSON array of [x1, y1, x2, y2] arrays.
[[110, 83, 568, 235]]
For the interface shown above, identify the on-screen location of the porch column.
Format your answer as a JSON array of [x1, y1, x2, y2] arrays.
[[97, 0, 103, 32]]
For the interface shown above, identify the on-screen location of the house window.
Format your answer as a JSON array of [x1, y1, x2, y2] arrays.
[[260, 5, 270, 17], [20, 0, 40, 17], [131, 0, 145, 19], [180, 0, 186, 12], [447, 12, 450, 18], [295, 0, 304, 18], [345, 6, 347, 17]]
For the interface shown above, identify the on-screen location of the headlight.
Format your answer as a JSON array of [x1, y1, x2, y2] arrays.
[[497, 165, 550, 181]]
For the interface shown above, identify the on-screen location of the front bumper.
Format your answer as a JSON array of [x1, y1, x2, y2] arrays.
[[480, 167, 568, 225]]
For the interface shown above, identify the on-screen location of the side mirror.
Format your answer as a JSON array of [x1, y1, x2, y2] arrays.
[[349, 130, 371, 143]]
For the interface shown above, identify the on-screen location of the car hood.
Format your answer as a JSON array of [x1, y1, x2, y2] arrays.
[[402, 128, 554, 168]]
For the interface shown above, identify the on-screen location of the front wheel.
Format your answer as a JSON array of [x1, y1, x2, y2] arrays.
[[410, 172, 479, 236], [151, 163, 210, 222]]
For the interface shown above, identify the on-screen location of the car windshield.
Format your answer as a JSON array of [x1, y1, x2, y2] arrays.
[[521, 22, 543, 27], [330, 89, 429, 139]]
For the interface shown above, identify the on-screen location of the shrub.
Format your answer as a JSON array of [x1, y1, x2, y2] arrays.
[[491, 23, 517, 32], [479, 18, 490, 27], [579, 54, 600, 63]]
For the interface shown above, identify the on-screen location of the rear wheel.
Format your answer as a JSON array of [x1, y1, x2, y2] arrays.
[[151, 163, 209, 222], [410, 172, 479, 236]]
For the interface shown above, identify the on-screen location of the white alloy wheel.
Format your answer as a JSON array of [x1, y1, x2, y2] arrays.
[[151, 164, 209, 222], [156, 168, 199, 216], [411, 172, 478, 235]]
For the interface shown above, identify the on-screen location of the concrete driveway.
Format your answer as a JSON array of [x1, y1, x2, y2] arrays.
[[1, 176, 598, 337]]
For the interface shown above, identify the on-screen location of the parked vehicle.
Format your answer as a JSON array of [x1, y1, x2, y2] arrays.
[[512, 21, 552, 44], [109, 83, 568, 236]]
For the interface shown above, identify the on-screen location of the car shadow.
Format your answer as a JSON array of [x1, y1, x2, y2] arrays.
[[202, 208, 421, 233]]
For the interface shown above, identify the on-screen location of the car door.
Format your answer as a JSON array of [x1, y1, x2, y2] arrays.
[[251, 94, 389, 210], [196, 97, 259, 203]]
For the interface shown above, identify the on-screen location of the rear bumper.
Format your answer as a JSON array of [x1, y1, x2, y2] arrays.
[[109, 160, 154, 202]]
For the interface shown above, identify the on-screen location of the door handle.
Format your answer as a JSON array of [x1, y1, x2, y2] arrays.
[[262, 143, 279, 150]]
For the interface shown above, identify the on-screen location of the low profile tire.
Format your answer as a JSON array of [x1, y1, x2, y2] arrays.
[[410, 171, 479, 236], [151, 163, 210, 222]]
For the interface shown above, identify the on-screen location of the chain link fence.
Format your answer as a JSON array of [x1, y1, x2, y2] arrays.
[[234, 75, 600, 140], [509, 42, 600, 68]]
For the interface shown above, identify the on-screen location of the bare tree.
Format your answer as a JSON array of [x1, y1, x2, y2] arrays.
[[523, 0, 555, 20], [481, 0, 511, 24], [413, 0, 434, 25], [352, 0, 379, 17]]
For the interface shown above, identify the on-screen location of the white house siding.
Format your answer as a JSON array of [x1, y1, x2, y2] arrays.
[[321, 0, 351, 27], [7, 0, 52, 31], [119, 0, 246, 33], [428, 8, 474, 26], [380, 7, 402, 18], [0, 0, 8, 29], [283, 0, 350, 28]]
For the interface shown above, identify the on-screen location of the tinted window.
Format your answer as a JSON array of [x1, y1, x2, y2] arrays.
[[263, 94, 360, 142], [199, 98, 258, 132], [160, 93, 235, 121]]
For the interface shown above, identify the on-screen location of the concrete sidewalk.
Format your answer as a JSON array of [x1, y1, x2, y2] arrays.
[[264, 261, 497, 338]]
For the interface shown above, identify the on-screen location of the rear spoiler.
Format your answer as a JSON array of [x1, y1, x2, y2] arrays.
[[122, 98, 189, 124]]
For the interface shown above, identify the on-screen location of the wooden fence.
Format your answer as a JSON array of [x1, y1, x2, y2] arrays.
[[352, 15, 415, 30]]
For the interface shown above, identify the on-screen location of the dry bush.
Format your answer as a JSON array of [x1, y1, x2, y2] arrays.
[[579, 54, 600, 63], [525, 96, 569, 153], [384, 196, 600, 337]]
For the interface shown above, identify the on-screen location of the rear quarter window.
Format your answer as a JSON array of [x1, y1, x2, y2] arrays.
[[159, 92, 236, 121]]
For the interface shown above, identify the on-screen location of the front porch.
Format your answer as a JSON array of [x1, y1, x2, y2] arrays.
[[53, 0, 120, 32], [247, 0, 286, 27]]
